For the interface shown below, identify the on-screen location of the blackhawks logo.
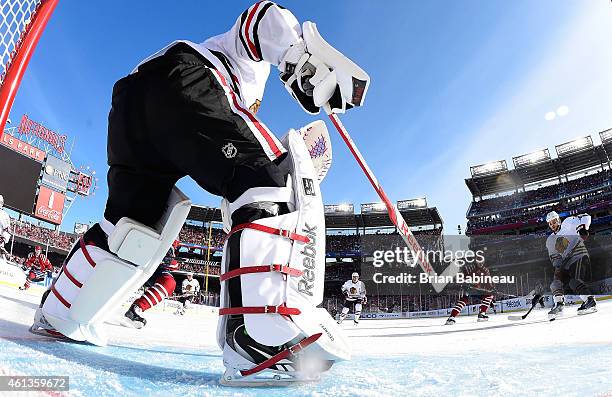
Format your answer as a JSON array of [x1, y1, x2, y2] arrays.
[[555, 236, 569, 253], [249, 99, 261, 114], [222, 142, 238, 159]]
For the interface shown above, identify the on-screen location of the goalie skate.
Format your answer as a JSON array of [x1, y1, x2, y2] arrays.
[[220, 325, 324, 387], [29, 307, 70, 340]]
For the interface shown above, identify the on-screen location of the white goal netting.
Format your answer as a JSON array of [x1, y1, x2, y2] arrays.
[[0, 0, 42, 85]]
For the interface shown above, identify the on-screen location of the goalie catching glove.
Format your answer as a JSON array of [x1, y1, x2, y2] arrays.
[[279, 22, 370, 114]]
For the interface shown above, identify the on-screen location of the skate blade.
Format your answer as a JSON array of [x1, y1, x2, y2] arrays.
[[121, 319, 144, 329], [115, 315, 144, 329], [220, 378, 312, 387], [220, 367, 321, 387], [548, 312, 564, 321], [29, 325, 70, 340], [220, 374, 320, 387], [477, 318, 488, 322]]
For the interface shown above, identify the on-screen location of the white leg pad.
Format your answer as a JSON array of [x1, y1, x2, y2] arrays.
[[218, 129, 350, 364], [42, 187, 191, 345]]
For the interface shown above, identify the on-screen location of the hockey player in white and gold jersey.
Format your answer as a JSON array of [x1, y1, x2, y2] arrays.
[[545, 211, 596, 319]]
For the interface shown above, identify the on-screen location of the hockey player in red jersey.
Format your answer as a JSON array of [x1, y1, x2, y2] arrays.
[[20, 246, 53, 290], [122, 241, 180, 328], [31, 1, 367, 385], [445, 258, 495, 325]]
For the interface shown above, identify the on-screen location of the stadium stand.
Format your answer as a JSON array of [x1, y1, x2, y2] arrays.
[[465, 130, 612, 236], [461, 129, 612, 306]]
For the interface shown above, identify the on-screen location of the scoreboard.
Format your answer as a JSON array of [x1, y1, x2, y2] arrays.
[[0, 143, 42, 213]]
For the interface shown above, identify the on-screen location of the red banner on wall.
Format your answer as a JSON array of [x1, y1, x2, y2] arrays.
[[0, 134, 45, 162], [34, 186, 65, 225]]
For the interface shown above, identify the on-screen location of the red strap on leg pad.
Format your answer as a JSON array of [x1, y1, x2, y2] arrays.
[[220, 264, 303, 282], [224, 222, 310, 244], [240, 333, 322, 377], [219, 305, 301, 316]]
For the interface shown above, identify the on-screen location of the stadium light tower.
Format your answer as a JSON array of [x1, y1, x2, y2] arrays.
[[360, 202, 386, 213], [599, 128, 612, 144], [470, 160, 508, 177], [555, 136, 593, 157], [337, 203, 352, 212], [397, 198, 428, 210], [513, 149, 551, 168], [324, 203, 354, 215]]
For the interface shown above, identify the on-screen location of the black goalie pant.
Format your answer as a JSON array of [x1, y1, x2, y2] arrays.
[[104, 43, 287, 227]]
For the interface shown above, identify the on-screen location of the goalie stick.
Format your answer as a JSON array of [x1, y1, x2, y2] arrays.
[[324, 106, 458, 293]]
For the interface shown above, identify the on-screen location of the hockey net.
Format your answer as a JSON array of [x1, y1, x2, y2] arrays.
[[0, 0, 58, 135]]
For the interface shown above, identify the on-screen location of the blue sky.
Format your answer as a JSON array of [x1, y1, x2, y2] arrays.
[[8, 0, 612, 233]]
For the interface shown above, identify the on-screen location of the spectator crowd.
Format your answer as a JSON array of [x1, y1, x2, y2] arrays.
[[467, 170, 611, 233], [12, 220, 77, 251], [178, 225, 225, 247], [469, 170, 610, 217]]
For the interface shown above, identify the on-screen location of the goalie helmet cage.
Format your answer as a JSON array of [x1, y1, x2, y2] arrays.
[[0, 0, 59, 138]]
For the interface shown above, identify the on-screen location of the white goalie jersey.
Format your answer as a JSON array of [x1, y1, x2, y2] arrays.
[[341, 280, 366, 301], [546, 214, 591, 269], [135, 2, 301, 116]]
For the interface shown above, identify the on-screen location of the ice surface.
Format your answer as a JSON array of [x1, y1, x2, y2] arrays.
[[1, 285, 611, 397]]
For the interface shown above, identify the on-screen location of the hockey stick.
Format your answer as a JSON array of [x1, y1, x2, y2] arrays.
[[507, 302, 537, 321], [324, 107, 458, 293]]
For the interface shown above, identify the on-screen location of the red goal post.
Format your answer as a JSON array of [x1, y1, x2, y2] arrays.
[[0, 0, 59, 138]]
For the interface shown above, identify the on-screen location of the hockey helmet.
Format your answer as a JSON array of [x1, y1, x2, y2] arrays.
[[545, 211, 560, 223]]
